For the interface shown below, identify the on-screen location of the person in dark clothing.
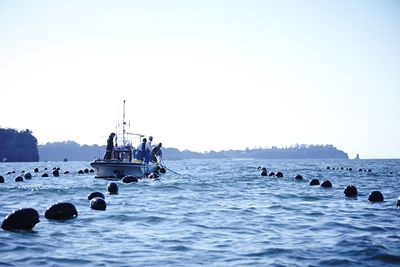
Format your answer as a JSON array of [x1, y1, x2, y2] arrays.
[[150, 143, 162, 163], [103, 132, 116, 160]]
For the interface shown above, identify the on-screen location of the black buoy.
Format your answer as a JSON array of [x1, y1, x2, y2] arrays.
[[45, 202, 78, 220], [0, 175, 4, 183], [1, 208, 40, 231], [34, 168, 39, 173], [276, 172, 284, 178], [326, 166, 330, 170], [84, 168, 89, 173], [368, 191, 384, 202], [396, 197, 400, 208], [90, 197, 107, 210], [160, 167, 166, 174], [89, 169, 94, 173], [294, 174, 303, 180], [78, 170, 84, 174], [52, 169, 60, 177], [309, 179, 320, 186], [15, 176, 23, 182], [64, 171, 70, 174], [344, 185, 358, 197], [122, 176, 138, 183], [321, 180, 332, 188], [260, 167, 268, 176], [24, 172, 32, 179], [42, 173, 49, 177], [88, 191, 105, 200], [147, 173, 160, 179], [107, 182, 118, 194]]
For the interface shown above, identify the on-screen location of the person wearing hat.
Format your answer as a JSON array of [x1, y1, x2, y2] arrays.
[[103, 132, 116, 160]]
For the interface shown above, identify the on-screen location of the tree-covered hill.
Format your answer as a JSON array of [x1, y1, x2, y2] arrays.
[[1, 127, 349, 162], [38, 141, 104, 161], [164, 144, 348, 160], [0, 128, 39, 162], [38, 142, 348, 161]]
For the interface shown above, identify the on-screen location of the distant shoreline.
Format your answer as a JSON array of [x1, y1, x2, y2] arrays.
[[38, 142, 349, 162], [0, 128, 351, 162]]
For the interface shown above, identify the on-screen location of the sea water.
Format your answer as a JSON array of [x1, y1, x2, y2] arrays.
[[0, 159, 399, 267]]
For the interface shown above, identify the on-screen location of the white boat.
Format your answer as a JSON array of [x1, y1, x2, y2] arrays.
[[90, 100, 165, 179], [90, 147, 163, 179]]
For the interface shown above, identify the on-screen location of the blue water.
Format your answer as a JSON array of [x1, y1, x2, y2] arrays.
[[1, 159, 400, 266]]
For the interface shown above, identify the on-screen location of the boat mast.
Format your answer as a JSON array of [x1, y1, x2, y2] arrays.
[[123, 99, 126, 145]]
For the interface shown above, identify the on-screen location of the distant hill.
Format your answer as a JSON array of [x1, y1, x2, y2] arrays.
[[1, 128, 348, 162], [38, 141, 105, 161], [38, 142, 348, 161], [162, 144, 348, 160], [0, 128, 39, 162]]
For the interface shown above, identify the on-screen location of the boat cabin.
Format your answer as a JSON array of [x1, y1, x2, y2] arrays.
[[111, 146, 134, 162]]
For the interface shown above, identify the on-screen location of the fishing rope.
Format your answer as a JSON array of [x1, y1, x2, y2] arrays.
[[160, 157, 184, 176]]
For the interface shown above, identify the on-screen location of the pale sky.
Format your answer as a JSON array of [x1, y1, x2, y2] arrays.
[[0, 0, 399, 159]]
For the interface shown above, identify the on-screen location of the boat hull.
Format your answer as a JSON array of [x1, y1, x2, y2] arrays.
[[90, 160, 153, 179]]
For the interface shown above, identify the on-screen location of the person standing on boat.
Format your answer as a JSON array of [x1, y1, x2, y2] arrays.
[[144, 136, 153, 164], [150, 143, 162, 163], [104, 132, 116, 160], [135, 138, 147, 161]]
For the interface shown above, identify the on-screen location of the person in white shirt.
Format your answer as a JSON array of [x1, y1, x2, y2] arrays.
[[144, 136, 153, 163]]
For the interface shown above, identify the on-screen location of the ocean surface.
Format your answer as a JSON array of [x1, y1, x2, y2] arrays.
[[0, 159, 399, 267]]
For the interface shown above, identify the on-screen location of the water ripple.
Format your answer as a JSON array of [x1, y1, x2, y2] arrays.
[[1, 159, 400, 266]]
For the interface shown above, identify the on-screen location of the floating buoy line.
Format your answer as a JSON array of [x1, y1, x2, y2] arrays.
[[0, 163, 398, 232]]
